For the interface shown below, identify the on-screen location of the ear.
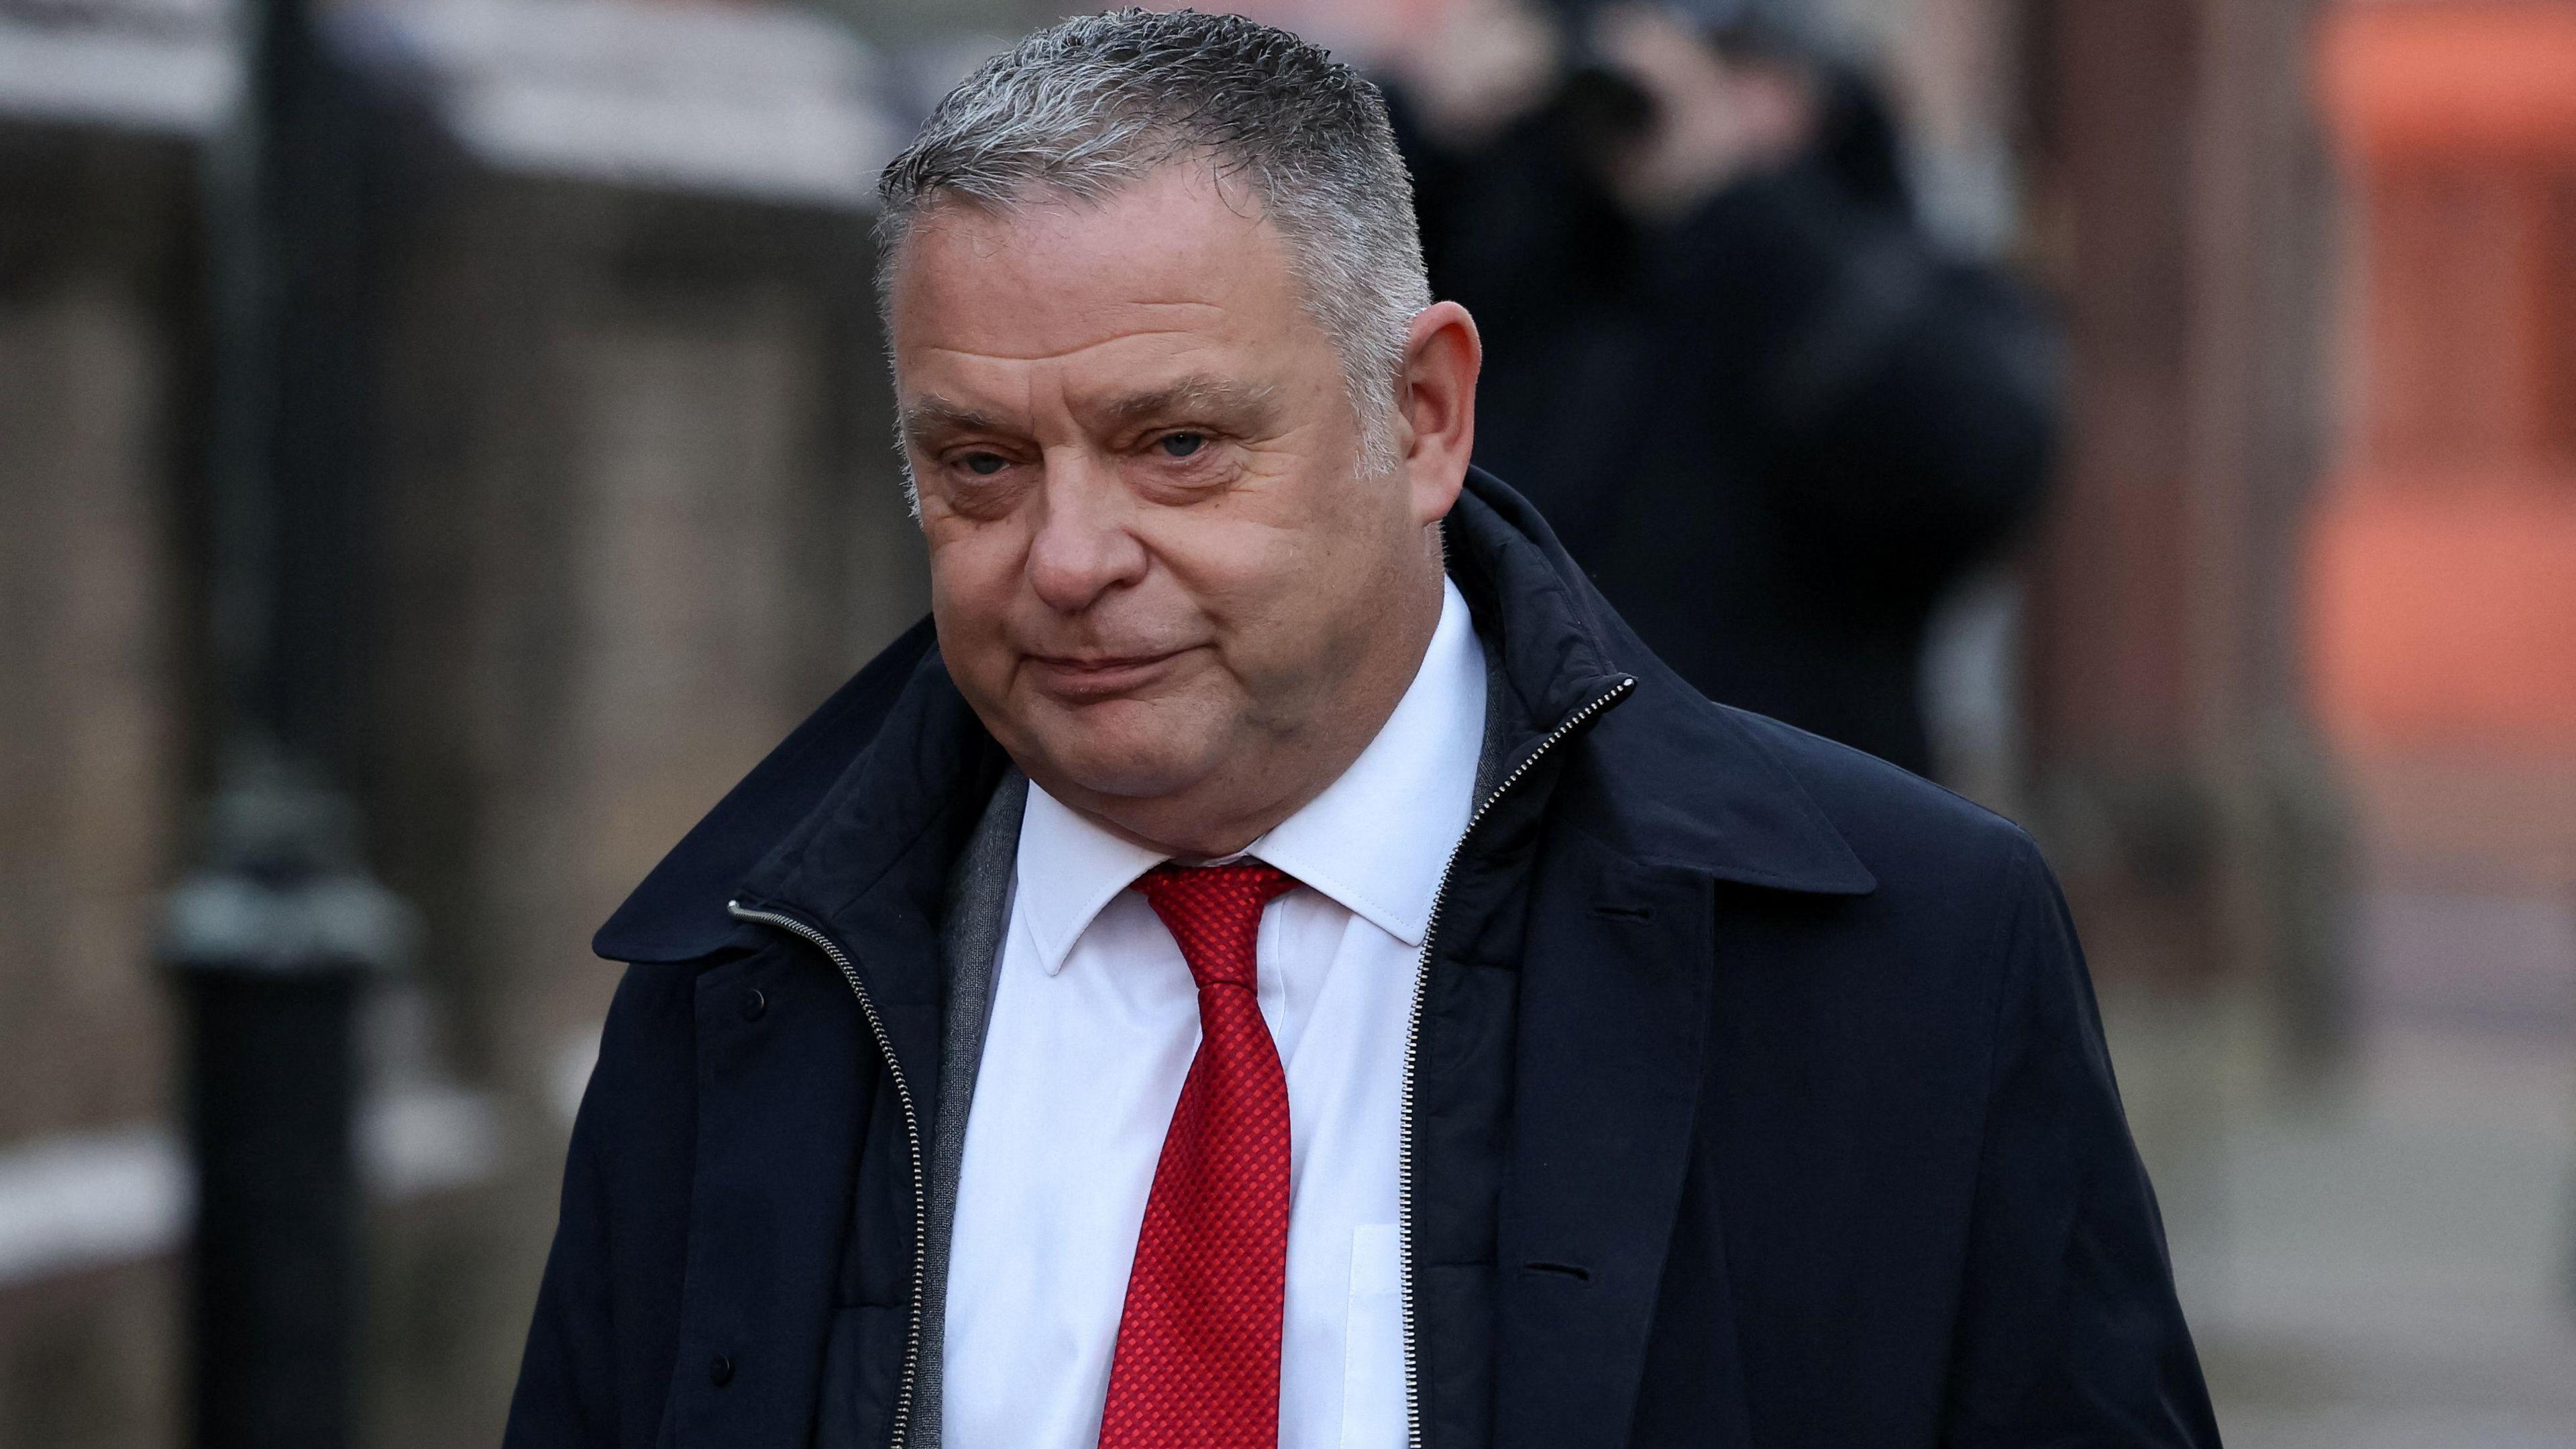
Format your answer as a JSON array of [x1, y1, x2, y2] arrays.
[[1396, 300, 1481, 527]]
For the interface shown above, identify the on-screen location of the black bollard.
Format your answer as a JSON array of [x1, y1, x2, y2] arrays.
[[174, 0, 405, 1426], [163, 771, 409, 1449]]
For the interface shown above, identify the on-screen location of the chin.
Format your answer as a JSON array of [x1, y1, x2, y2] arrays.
[[1023, 702, 1222, 804]]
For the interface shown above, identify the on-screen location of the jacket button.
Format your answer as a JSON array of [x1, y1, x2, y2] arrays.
[[741, 987, 767, 1022], [708, 1354, 735, 1387]]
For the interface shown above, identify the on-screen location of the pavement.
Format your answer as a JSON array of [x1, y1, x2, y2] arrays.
[[2109, 871, 2576, 1448]]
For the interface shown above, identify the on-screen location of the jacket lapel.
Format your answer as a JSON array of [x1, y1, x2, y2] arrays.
[[1490, 854, 1726, 1449]]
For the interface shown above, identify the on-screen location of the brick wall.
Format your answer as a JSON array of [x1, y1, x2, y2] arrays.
[[0, 36, 926, 1442]]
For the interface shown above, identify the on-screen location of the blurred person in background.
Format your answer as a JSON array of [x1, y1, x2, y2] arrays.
[[1391, 0, 2057, 778]]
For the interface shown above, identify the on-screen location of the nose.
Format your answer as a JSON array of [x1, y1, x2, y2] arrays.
[[1025, 453, 1148, 614]]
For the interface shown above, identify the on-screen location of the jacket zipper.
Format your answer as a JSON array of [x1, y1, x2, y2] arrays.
[[724, 899, 930, 1449], [1396, 674, 1635, 1449]]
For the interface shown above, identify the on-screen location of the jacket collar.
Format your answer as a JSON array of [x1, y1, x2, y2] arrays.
[[1442, 468, 1874, 897], [591, 468, 1869, 966], [592, 615, 958, 965]]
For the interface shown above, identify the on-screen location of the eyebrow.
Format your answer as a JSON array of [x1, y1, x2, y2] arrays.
[[1095, 376, 1282, 434], [897, 396, 1013, 452], [896, 375, 1284, 453]]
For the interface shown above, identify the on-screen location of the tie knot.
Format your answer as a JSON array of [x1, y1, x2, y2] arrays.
[[1132, 861, 1297, 991]]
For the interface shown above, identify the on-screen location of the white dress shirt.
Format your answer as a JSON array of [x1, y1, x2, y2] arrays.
[[941, 578, 1488, 1449]]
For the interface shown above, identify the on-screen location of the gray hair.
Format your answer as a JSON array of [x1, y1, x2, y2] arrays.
[[875, 8, 1432, 478]]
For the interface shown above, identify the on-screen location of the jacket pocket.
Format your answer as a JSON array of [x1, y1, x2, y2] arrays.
[[814, 1303, 906, 1449]]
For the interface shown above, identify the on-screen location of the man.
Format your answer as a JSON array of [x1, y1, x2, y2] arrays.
[[1395, 0, 2057, 777], [507, 11, 2216, 1449]]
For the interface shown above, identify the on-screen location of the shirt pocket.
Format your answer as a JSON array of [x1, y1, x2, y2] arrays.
[[1340, 1223, 1405, 1449]]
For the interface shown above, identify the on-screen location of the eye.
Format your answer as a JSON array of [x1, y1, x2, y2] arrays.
[[960, 451, 1008, 476], [1157, 431, 1205, 459]]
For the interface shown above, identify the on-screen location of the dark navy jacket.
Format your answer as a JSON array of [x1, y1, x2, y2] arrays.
[[506, 471, 2218, 1448]]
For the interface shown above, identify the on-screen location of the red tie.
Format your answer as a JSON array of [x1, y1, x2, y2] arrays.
[[1098, 860, 1300, 1449]]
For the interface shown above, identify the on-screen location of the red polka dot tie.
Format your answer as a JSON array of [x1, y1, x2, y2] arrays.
[[1097, 860, 1300, 1449]]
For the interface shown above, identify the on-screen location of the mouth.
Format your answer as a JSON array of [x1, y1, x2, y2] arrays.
[[1023, 647, 1191, 700]]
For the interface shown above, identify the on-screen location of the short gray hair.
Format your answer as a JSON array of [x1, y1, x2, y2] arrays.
[[876, 8, 1432, 473]]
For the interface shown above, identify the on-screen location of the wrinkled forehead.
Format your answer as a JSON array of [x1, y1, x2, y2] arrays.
[[881, 165, 1327, 375]]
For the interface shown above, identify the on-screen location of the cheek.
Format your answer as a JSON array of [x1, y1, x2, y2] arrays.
[[1129, 516, 1289, 631], [924, 525, 1026, 661], [1155, 472, 1389, 632], [1192, 535, 1358, 685]]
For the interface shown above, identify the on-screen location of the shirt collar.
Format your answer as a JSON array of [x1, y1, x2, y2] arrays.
[[1013, 785, 1166, 977], [1014, 578, 1489, 975]]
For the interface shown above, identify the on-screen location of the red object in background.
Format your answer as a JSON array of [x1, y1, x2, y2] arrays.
[[2310, 488, 2576, 749], [2310, 0, 2576, 753]]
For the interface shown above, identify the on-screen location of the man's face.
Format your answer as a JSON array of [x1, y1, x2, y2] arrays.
[[887, 166, 1449, 835]]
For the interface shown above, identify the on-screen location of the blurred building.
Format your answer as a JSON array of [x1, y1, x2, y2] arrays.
[[2312, 0, 2576, 1030], [2314, 1, 2576, 766], [0, 0, 923, 1440]]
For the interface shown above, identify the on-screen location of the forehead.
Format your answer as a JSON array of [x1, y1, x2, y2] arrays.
[[885, 166, 1324, 382]]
